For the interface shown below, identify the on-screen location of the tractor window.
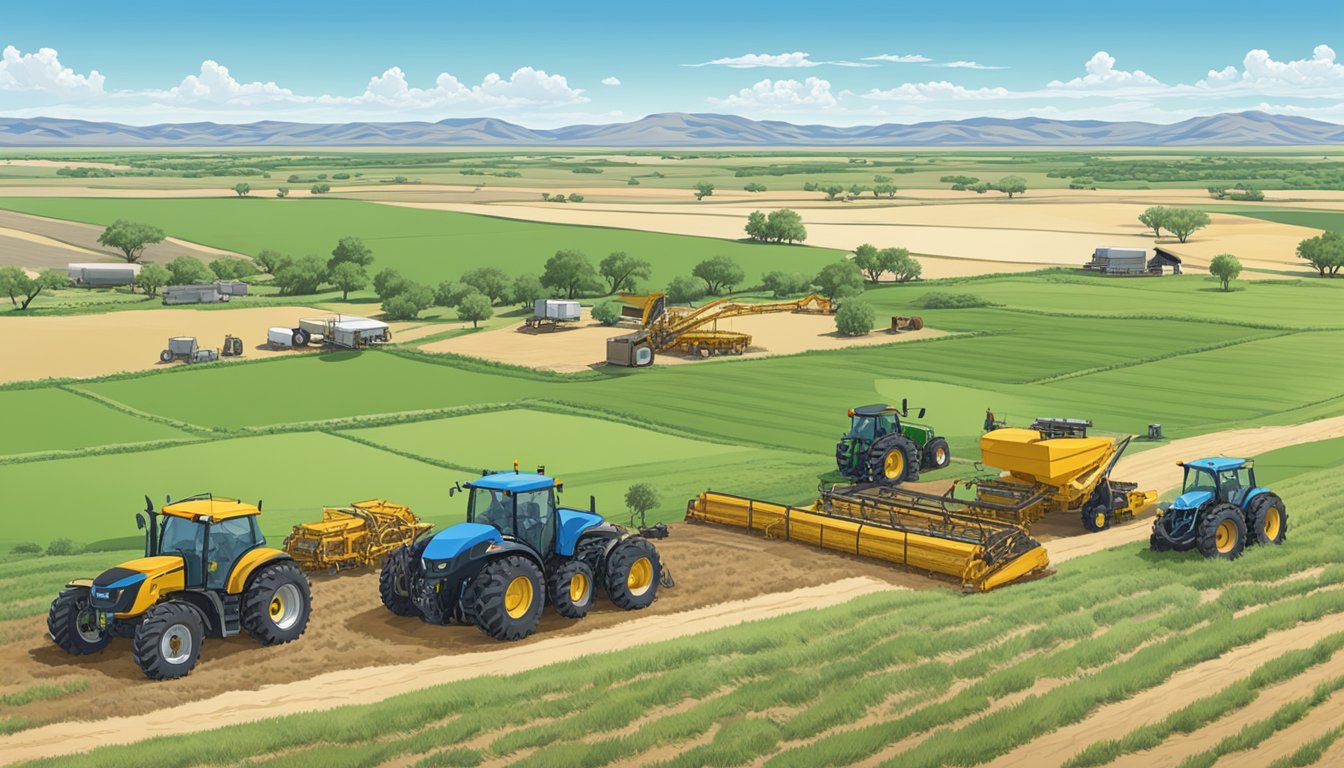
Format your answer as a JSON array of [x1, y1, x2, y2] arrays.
[[160, 516, 206, 586], [1219, 469, 1249, 505], [514, 489, 556, 554], [876, 413, 897, 436], [207, 517, 260, 590], [1183, 468, 1217, 496], [471, 488, 514, 536], [848, 417, 876, 441]]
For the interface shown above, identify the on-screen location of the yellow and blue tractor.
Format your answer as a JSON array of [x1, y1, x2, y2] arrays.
[[379, 468, 664, 641], [47, 494, 311, 679]]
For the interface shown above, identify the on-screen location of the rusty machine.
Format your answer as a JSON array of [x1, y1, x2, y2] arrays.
[[283, 499, 433, 572]]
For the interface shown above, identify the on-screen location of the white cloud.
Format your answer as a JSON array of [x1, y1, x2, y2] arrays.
[[863, 54, 931, 63], [1200, 45, 1344, 93], [1048, 51, 1162, 89], [0, 45, 104, 96], [601, 76, 621, 86], [686, 52, 872, 68], [862, 80, 1011, 102], [341, 65, 586, 107], [709, 77, 838, 109], [934, 60, 1007, 70], [163, 60, 294, 105]]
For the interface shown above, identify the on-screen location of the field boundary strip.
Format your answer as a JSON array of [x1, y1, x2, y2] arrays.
[[58, 385, 208, 434], [1025, 329, 1300, 385]]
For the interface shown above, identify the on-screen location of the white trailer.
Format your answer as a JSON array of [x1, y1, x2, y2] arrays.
[[524, 299, 582, 330], [163, 283, 228, 305], [291, 316, 392, 349], [68, 262, 141, 287]]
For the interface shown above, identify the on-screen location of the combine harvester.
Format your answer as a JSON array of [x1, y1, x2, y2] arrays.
[[687, 417, 1154, 591], [606, 291, 834, 366]]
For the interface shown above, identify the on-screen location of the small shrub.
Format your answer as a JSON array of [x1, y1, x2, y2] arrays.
[[835, 300, 875, 336], [591, 301, 621, 326], [917, 291, 993, 309], [10, 542, 41, 555], [46, 538, 82, 556]]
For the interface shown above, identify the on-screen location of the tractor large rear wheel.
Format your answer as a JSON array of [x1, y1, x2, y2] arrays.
[[132, 602, 204, 680], [604, 537, 661, 611], [1196, 504, 1246, 560], [470, 556, 544, 641], [47, 588, 111, 655], [1245, 494, 1288, 546], [867, 436, 919, 485], [242, 561, 311, 645], [548, 559, 595, 619], [379, 548, 420, 617]]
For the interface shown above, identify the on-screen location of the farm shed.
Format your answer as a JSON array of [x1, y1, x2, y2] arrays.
[[67, 262, 141, 287], [1083, 247, 1156, 276], [1149, 247, 1184, 275]]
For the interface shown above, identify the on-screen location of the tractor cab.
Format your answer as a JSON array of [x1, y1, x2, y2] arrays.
[[140, 495, 267, 590], [845, 404, 904, 442], [1174, 458, 1256, 509], [466, 472, 561, 555]]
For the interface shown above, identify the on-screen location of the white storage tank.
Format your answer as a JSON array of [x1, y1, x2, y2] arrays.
[[268, 327, 300, 348], [534, 299, 581, 322]]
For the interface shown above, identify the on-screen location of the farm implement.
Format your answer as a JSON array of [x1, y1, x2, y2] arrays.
[[380, 468, 665, 640], [282, 499, 433, 572], [48, 494, 310, 679], [688, 416, 1156, 591], [1151, 457, 1287, 559]]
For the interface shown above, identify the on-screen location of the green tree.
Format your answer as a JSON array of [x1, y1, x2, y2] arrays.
[[166, 255, 211, 285], [233, 183, 251, 197], [694, 182, 715, 200], [852, 243, 883, 282], [329, 262, 369, 300], [511, 274, 546, 307], [374, 268, 409, 300], [134, 263, 171, 297], [665, 275, 705, 303], [272, 255, 328, 295], [813, 259, 864, 300], [627, 177, 640, 186], [591, 301, 622, 326], [745, 211, 769, 242], [692, 255, 744, 295], [599, 252, 651, 294], [834, 300, 875, 336], [456, 291, 494, 327], [625, 482, 660, 524], [433, 280, 473, 308], [310, 182, 331, 194], [0, 267, 67, 310], [329, 236, 375, 271], [97, 220, 166, 263], [208, 257, 256, 280], [276, 187, 289, 198], [254, 249, 286, 274], [461, 266, 512, 304], [880, 247, 920, 282], [765, 209, 807, 244], [568, 193, 585, 203], [1209, 253, 1242, 291], [873, 184, 897, 198], [1138, 206, 1169, 237], [541, 250, 599, 298], [744, 182, 767, 192], [823, 185, 845, 201], [382, 282, 434, 319], [1164, 208, 1211, 243], [996, 176, 1028, 198], [1296, 231, 1344, 277], [761, 271, 812, 298], [46, 538, 82, 556]]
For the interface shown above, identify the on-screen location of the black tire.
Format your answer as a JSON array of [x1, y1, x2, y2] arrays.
[[470, 555, 544, 641], [1245, 493, 1288, 546], [835, 441, 861, 480], [548, 559, 595, 619], [867, 435, 920, 485], [293, 328, 310, 346], [604, 537, 661, 611], [1196, 503, 1246, 560], [159, 349, 174, 363], [132, 602, 205, 680], [378, 548, 420, 617], [241, 561, 311, 645], [47, 588, 111, 655], [1082, 505, 1113, 532], [1149, 528, 1173, 552], [923, 437, 952, 470]]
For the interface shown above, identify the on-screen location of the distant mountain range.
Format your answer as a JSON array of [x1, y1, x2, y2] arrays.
[[1, 110, 1342, 147]]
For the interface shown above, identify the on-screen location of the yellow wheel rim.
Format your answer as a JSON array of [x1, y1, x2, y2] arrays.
[[569, 572, 589, 603], [270, 595, 284, 618], [505, 575, 533, 619], [883, 450, 905, 479], [936, 447, 947, 464], [1094, 512, 1106, 529], [627, 557, 653, 597], [1215, 520, 1237, 553], [1264, 508, 1282, 541]]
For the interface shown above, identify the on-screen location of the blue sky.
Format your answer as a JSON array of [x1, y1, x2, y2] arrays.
[[2, 0, 1342, 126]]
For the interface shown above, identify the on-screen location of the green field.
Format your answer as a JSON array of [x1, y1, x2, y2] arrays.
[[0, 388, 188, 455], [0, 197, 843, 289]]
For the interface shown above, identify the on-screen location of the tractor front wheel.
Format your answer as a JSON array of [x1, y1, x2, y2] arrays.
[[1196, 504, 1246, 560], [133, 602, 205, 680], [379, 548, 420, 617], [923, 438, 952, 470], [604, 537, 661, 611], [1245, 494, 1288, 546], [242, 562, 311, 645], [548, 559, 595, 619], [471, 556, 544, 641], [47, 588, 111, 655]]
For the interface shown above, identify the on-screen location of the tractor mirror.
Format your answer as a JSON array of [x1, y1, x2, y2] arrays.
[[448, 487, 456, 497], [136, 513, 146, 530], [918, 408, 926, 419], [902, 398, 909, 416], [556, 482, 564, 494], [589, 495, 596, 514]]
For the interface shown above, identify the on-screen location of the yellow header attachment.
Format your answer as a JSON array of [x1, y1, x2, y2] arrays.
[[161, 497, 260, 522]]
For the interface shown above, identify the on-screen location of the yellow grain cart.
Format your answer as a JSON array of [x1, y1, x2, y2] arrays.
[[976, 425, 1157, 532], [283, 499, 432, 572], [687, 486, 1049, 592]]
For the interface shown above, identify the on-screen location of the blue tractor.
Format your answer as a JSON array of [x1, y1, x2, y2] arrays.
[[1150, 457, 1287, 559], [379, 469, 664, 640]]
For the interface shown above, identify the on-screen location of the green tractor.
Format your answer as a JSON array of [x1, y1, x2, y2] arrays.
[[835, 401, 951, 485]]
